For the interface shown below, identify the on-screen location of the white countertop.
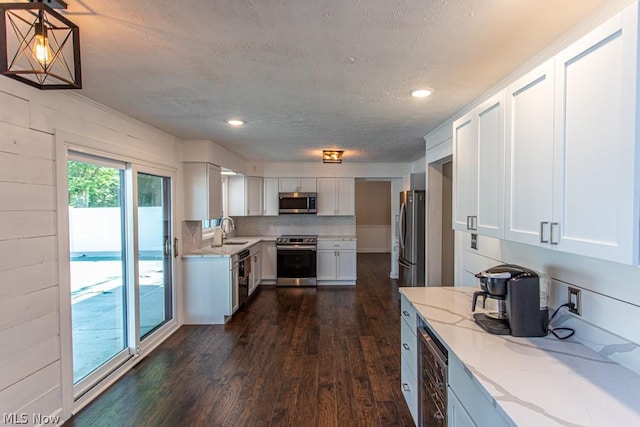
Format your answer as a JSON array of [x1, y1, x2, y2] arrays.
[[182, 236, 268, 258], [400, 287, 640, 427]]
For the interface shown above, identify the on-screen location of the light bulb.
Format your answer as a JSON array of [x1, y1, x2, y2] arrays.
[[34, 33, 51, 66]]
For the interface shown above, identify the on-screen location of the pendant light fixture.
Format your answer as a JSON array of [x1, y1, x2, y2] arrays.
[[0, 0, 81, 89]]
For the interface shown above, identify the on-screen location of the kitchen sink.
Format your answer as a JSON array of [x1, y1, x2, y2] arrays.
[[223, 241, 248, 245]]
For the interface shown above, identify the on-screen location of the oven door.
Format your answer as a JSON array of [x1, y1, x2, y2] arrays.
[[276, 246, 317, 286]]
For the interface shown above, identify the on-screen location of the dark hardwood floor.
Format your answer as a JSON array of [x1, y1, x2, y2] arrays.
[[63, 253, 414, 427]]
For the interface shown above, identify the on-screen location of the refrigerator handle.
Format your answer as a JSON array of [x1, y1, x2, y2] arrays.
[[399, 202, 406, 250], [399, 257, 412, 268]]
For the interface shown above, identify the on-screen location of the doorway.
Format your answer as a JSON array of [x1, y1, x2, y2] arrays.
[[427, 159, 454, 286]]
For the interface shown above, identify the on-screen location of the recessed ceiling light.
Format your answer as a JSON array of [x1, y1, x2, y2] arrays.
[[411, 89, 433, 98], [227, 119, 244, 126]]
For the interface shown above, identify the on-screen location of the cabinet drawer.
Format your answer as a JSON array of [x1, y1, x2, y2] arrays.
[[317, 240, 357, 250], [401, 353, 419, 425], [400, 316, 418, 377], [400, 293, 417, 330], [449, 354, 511, 427]]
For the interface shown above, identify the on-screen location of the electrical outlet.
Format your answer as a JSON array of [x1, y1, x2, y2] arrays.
[[568, 287, 582, 316], [471, 233, 478, 250]]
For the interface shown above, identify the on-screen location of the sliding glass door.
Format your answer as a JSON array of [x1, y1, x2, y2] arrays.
[[68, 158, 129, 384], [67, 155, 175, 393], [137, 172, 173, 338]]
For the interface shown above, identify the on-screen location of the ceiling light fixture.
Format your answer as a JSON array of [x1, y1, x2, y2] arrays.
[[411, 88, 433, 98], [322, 150, 344, 164], [227, 119, 244, 126], [0, 0, 81, 89]]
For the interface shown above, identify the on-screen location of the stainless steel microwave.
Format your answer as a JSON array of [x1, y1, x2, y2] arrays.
[[278, 192, 317, 214]]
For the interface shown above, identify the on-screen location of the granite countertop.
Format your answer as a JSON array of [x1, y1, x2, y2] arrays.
[[400, 287, 640, 427]]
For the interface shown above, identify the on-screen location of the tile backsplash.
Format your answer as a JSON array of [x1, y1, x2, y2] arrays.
[[235, 215, 356, 236], [181, 215, 356, 254]]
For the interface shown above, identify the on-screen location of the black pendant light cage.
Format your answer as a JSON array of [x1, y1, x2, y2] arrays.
[[0, 0, 81, 89]]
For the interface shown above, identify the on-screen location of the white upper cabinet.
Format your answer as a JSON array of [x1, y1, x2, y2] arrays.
[[551, 7, 639, 264], [228, 175, 263, 216], [503, 3, 640, 264], [317, 178, 355, 216], [263, 177, 279, 216], [183, 162, 223, 220], [453, 91, 505, 238], [279, 177, 317, 193], [505, 60, 555, 246]]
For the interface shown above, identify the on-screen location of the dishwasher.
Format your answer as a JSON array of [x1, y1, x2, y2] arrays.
[[417, 318, 448, 426]]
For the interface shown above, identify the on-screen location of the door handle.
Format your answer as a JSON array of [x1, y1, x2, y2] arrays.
[[540, 222, 549, 244], [550, 222, 559, 245], [173, 238, 179, 257]]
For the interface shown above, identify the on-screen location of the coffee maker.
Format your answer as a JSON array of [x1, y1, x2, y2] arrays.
[[472, 264, 549, 337]]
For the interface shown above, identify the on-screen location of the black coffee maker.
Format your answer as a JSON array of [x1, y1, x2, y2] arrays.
[[472, 264, 549, 337]]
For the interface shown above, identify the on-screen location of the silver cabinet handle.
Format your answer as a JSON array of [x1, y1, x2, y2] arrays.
[[466, 215, 471, 230], [472, 215, 477, 230], [550, 222, 559, 245], [540, 221, 549, 243], [402, 383, 410, 392], [402, 343, 410, 350], [402, 310, 410, 317]]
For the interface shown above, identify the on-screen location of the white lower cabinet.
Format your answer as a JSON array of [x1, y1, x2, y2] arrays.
[[400, 293, 418, 425], [250, 244, 261, 296], [183, 257, 236, 324], [261, 241, 277, 283], [316, 239, 357, 284], [448, 387, 477, 427], [448, 353, 510, 427]]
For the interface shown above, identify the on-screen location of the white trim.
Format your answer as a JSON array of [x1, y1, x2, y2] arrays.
[[55, 129, 180, 421]]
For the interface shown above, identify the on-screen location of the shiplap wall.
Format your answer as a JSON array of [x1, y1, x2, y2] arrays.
[[0, 76, 178, 423]]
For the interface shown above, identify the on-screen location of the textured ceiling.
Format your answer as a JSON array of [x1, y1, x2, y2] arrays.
[[52, 0, 612, 162]]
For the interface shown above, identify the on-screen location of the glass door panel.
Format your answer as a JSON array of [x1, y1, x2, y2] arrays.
[[137, 172, 173, 339], [68, 159, 128, 383]]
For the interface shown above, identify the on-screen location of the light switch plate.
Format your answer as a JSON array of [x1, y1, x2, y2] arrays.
[[568, 287, 582, 316]]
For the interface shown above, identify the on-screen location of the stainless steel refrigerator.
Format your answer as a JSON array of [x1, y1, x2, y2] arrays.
[[398, 190, 425, 287]]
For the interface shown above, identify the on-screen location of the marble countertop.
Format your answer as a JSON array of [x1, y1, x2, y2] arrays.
[[182, 235, 355, 258], [182, 236, 268, 258], [400, 287, 640, 427]]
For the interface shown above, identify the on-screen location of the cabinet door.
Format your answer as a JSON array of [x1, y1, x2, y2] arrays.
[[336, 250, 356, 280], [263, 177, 279, 216], [279, 178, 298, 193], [553, 8, 638, 263], [246, 176, 263, 216], [298, 178, 317, 193], [505, 60, 555, 245], [336, 178, 355, 215], [261, 242, 277, 280], [208, 164, 223, 219], [452, 111, 477, 231], [448, 388, 477, 427], [250, 249, 261, 294], [316, 250, 337, 280], [476, 93, 505, 238], [317, 178, 337, 215]]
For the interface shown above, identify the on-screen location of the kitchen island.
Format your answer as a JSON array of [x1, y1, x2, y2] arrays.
[[400, 287, 640, 427]]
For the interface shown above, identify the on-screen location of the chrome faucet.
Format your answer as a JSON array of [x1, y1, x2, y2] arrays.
[[219, 217, 235, 241]]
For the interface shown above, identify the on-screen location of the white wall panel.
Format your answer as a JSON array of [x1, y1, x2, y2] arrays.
[[0, 211, 55, 241], [0, 336, 59, 391], [0, 262, 56, 300], [0, 362, 60, 413], [0, 286, 58, 332], [0, 153, 54, 186], [0, 90, 29, 128], [0, 182, 55, 211], [0, 236, 56, 272], [0, 122, 53, 160]]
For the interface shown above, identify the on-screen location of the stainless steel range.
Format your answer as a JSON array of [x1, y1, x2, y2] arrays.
[[276, 235, 317, 286]]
